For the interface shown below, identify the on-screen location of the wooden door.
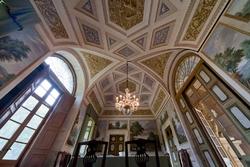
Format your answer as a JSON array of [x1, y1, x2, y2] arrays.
[[108, 135, 124, 156]]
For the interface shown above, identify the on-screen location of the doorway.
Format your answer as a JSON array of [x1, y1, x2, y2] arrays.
[[108, 135, 125, 156], [184, 78, 244, 167]]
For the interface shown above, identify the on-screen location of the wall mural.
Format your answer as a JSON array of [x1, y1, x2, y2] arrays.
[[95, 120, 108, 141], [172, 110, 188, 144], [130, 120, 160, 151], [0, 0, 40, 36], [226, 0, 250, 22], [160, 110, 169, 125], [108, 120, 128, 130], [203, 24, 250, 91], [130, 120, 157, 140], [0, 26, 48, 89], [166, 99, 188, 145]]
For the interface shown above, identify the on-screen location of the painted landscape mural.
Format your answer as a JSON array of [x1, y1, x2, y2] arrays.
[[203, 24, 250, 91], [226, 0, 250, 21], [108, 120, 128, 129], [172, 110, 188, 144], [0, 27, 48, 89], [166, 99, 188, 145], [95, 120, 108, 141], [130, 120, 160, 151]]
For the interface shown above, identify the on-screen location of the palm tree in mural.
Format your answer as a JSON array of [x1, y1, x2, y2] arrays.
[[0, 36, 31, 87], [130, 121, 144, 137], [214, 47, 244, 73]]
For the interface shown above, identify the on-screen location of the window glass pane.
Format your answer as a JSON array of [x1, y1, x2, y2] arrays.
[[40, 79, 51, 91], [22, 96, 38, 111], [204, 151, 216, 167], [16, 127, 35, 143], [27, 115, 43, 129], [45, 95, 56, 106], [175, 55, 200, 92], [212, 85, 227, 102], [50, 89, 60, 99], [0, 110, 11, 124], [0, 120, 20, 139], [34, 86, 47, 98], [230, 106, 250, 129], [186, 112, 193, 124], [83, 131, 90, 140], [45, 57, 74, 93], [10, 107, 30, 123], [36, 105, 50, 118], [193, 80, 201, 89], [193, 129, 203, 144], [3, 142, 26, 160], [199, 70, 210, 83], [87, 120, 93, 126], [0, 138, 8, 151]]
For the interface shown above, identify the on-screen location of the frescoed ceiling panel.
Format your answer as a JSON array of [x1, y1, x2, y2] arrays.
[[30, 0, 245, 117]]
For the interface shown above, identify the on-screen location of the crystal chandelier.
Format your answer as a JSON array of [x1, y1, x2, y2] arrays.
[[115, 62, 139, 115]]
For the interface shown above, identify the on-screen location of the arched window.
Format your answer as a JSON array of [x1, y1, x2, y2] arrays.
[[175, 55, 200, 93], [45, 55, 75, 94]]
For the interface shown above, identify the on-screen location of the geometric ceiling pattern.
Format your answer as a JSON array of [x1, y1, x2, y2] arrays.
[[96, 63, 161, 116], [81, 52, 113, 78], [32, 0, 231, 118], [141, 52, 172, 79]]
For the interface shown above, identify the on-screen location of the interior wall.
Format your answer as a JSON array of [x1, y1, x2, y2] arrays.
[[156, 97, 200, 167], [95, 118, 159, 152]]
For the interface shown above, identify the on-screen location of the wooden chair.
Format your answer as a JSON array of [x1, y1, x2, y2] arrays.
[[54, 151, 71, 167], [125, 139, 160, 167], [72, 140, 108, 167]]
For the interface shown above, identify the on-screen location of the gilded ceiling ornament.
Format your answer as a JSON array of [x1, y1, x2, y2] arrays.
[[108, 0, 145, 30], [183, 0, 217, 41], [34, 0, 68, 39], [141, 52, 171, 78], [152, 89, 166, 113], [83, 53, 112, 78], [89, 91, 102, 114]]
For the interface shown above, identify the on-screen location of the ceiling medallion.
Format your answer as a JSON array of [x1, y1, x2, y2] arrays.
[[115, 62, 139, 115]]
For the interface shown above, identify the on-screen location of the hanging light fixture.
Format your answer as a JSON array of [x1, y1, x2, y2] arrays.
[[115, 62, 139, 115]]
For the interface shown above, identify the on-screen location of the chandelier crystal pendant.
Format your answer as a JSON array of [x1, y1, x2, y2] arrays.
[[115, 62, 139, 115]]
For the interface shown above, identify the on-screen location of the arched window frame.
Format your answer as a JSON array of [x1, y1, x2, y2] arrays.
[[45, 54, 77, 95], [174, 54, 202, 96]]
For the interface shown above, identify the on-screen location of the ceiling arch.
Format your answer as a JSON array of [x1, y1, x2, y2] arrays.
[[30, 0, 248, 117]]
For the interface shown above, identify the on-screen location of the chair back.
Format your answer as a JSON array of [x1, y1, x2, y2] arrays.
[[72, 140, 108, 167], [125, 139, 160, 167], [54, 151, 71, 167]]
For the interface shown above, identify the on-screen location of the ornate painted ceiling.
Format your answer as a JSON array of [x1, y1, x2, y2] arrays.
[[31, 0, 232, 118]]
